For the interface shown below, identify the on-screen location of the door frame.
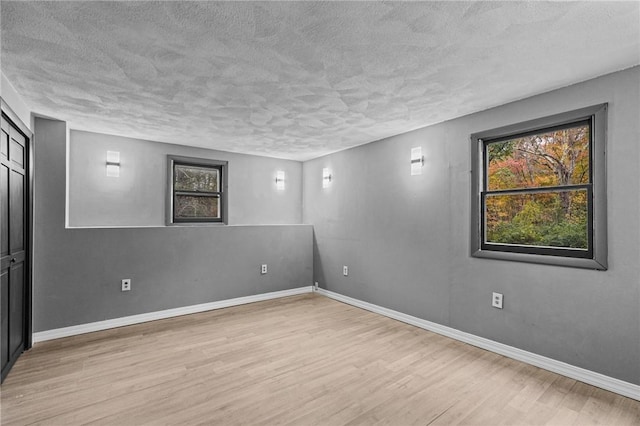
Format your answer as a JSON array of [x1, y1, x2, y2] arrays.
[[1, 98, 33, 353]]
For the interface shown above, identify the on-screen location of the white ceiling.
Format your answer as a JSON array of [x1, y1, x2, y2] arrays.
[[1, 1, 639, 161]]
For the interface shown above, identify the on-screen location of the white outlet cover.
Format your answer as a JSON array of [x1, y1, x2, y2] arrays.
[[343, 266, 348, 276], [492, 292, 503, 309], [121, 279, 131, 291], [261, 264, 267, 274]]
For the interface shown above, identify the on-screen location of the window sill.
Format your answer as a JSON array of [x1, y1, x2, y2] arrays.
[[471, 249, 607, 270], [166, 221, 227, 227]]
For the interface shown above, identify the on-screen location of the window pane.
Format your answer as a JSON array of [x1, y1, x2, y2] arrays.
[[174, 195, 220, 219], [487, 123, 590, 191], [174, 165, 219, 192], [485, 189, 588, 249]]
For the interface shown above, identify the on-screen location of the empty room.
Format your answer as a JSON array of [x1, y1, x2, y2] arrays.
[[1, 1, 639, 424]]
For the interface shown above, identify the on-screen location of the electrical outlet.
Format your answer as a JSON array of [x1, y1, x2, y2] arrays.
[[314, 281, 319, 291], [121, 279, 131, 292], [492, 292, 503, 309], [343, 265, 348, 276], [261, 264, 267, 274]]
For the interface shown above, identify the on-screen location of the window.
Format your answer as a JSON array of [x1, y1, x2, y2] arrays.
[[167, 155, 228, 225], [471, 104, 607, 269]]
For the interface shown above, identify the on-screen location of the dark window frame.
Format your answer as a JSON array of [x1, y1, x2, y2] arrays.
[[470, 104, 607, 270], [166, 155, 228, 225]]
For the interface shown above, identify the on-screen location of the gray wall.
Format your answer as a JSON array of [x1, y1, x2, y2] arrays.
[[27, 66, 640, 385], [68, 130, 302, 227], [35, 118, 312, 331], [303, 66, 640, 385]]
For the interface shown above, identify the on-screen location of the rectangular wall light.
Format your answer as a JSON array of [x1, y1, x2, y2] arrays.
[[106, 151, 120, 177], [275, 170, 285, 190], [322, 168, 332, 188], [411, 147, 424, 176]]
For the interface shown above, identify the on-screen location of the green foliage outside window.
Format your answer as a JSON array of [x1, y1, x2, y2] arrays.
[[485, 124, 590, 249]]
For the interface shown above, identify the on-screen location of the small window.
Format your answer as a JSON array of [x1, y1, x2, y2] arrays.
[[167, 156, 227, 225], [471, 104, 607, 269]]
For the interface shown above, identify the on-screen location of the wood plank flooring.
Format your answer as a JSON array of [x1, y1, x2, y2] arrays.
[[1, 294, 638, 425]]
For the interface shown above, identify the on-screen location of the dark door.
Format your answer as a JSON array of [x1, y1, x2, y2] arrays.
[[1, 113, 29, 383]]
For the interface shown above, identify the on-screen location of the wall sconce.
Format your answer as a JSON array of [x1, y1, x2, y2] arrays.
[[410, 147, 424, 176], [106, 151, 120, 177], [275, 170, 285, 190], [322, 168, 332, 188]]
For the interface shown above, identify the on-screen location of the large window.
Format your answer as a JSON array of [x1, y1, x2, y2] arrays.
[[167, 156, 228, 225], [471, 104, 607, 269]]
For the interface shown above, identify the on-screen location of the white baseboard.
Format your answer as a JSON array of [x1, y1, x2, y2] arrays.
[[33, 286, 314, 343], [32, 285, 639, 401], [317, 288, 640, 402]]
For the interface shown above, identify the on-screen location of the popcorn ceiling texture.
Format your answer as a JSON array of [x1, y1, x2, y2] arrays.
[[1, 1, 639, 160]]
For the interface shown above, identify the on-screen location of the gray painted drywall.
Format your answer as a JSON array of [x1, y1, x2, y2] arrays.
[[69, 130, 302, 227], [34, 117, 312, 332], [303, 66, 640, 385]]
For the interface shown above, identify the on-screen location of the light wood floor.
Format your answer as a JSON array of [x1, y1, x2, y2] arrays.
[[1, 294, 638, 425]]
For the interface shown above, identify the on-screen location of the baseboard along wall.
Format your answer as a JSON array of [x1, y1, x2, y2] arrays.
[[33, 287, 313, 343], [316, 288, 640, 402], [32, 286, 639, 401]]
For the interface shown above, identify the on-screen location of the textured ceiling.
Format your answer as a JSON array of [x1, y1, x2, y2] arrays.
[[1, 1, 639, 161]]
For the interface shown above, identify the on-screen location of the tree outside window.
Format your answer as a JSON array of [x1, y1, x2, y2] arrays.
[[471, 104, 607, 269], [485, 122, 590, 250], [167, 156, 228, 225]]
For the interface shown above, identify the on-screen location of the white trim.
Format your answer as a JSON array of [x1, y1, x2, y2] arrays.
[[65, 123, 71, 228], [33, 286, 313, 343], [63, 224, 312, 230], [1, 73, 32, 132], [317, 288, 640, 401]]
